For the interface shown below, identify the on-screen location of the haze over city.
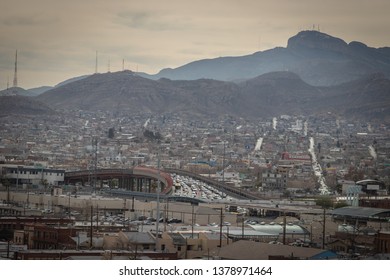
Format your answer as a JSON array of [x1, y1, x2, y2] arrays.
[[1, 0, 390, 89], [1, 0, 390, 264]]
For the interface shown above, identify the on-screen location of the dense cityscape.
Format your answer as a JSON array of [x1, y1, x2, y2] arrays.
[[1, 108, 389, 259], [2, 8, 390, 280]]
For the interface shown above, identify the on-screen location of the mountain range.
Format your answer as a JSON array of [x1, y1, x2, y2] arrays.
[[0, 95, 55, 117], [2, 30, 390, 121], [142, 30, 390, 86], [34, 70, 390, 121]]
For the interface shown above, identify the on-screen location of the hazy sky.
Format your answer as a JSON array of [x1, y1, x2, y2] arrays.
[[1, 0, 390, 89]]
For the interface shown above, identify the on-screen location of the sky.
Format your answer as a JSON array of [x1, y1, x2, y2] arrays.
[[1, 0, 390, 89]]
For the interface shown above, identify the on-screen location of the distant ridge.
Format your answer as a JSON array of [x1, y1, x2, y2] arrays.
[[0, 95, 55, 116], [139, 30, 390, 86], [5, 30, 390, 122], [55, 74, 90, 88], [35, 70, 390, 122], [0, 87, 36, 97], [27, 86, 54, 96]]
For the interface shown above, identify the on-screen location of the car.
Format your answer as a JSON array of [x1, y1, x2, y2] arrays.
[[168, 218, 182, 224]]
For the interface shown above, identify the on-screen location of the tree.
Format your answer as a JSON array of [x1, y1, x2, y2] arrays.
[[334, 201, 348, 209], [108, 127, 115, 139], [143, 129, 162, 141], [314, 196, 333, 209], [41, 179, 49, 192], [0, 229, 13, 241], [344, 166, 364, 181]]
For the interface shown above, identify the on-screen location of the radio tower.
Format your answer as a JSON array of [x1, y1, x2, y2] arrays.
[[12, 50, 18, 94], [95, 51, 98, 74]]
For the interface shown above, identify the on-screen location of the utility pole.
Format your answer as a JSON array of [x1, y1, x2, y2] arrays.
[[6, 180, 10, 205], [27, 182, 30, 209], [16, 166, 20, 189], [322, 208, 326, 249], [164, 204, 167, 232], [241, 214, 244, 239], [219, 207, 223, 247], [155, 153, 161, 251], [68, 192, 71, 219], [283, 212, 287, 245], [90, 205, 93, 249], [191, 203, 195, 238], [96, 205, 99, 232], [7, 240, 10, 259], [92, 137, 98, 194], [222, 141, 226, 184]]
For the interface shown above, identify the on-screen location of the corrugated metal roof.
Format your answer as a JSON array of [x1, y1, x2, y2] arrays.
[[123, 232, 155, 244], [249, 224, 309, 235], [169, 233, 186, 245], [219, 229, 278, 237], [209, 240, 337, 260], [331, 206, 390, 218]]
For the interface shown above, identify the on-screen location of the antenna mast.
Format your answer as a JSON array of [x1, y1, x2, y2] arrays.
[[13, 50, 18, 86], [12, 50, 18, 95], [95, 51, 98, 73]]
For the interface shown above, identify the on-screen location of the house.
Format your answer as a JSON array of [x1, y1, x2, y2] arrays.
[[159, 231, 229, 259], [70, 231, 104, 250], [118, 231, 156, 252], [208, 240, 337, 260], [375, 231, 390, 254]]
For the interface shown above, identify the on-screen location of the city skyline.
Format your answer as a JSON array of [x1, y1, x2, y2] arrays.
[[1, 0, 390, 89]]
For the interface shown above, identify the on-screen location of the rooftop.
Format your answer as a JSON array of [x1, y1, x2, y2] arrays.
[[209, 240, 337, 260], [331, 206, 390, 219]]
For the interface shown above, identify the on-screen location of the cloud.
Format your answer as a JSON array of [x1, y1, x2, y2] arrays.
[[1, 15, 57, 27], [115, 11, 193, 32], [1, 0, 390, 89]]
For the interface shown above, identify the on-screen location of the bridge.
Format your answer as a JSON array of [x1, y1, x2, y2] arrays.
[[65, 167, 262, 201], [164, 168, 262, 200], [104, 189, 206, 204], [65, 166, 173, 195]]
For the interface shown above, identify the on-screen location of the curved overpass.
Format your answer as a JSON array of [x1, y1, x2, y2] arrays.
[[65, 167, 261, 200], [65, 166, 173, 195]]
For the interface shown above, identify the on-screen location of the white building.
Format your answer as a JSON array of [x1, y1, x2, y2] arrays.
[[0, 164, 65, 187]]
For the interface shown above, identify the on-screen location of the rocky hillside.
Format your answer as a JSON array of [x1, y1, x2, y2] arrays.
[[140, 31, 390, 87], [0, 95, 55, 117], [35, 70, 390, 122]]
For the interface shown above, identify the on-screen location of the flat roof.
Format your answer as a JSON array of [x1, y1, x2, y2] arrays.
[[331, 206, 390, 219]]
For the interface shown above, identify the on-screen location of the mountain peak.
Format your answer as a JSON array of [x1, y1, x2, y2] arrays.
[[287, 30, 349, 52]]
